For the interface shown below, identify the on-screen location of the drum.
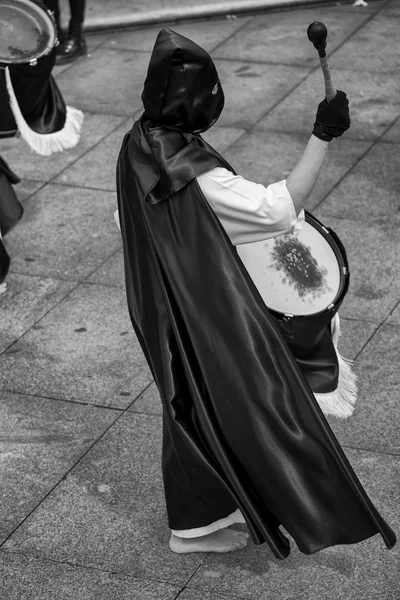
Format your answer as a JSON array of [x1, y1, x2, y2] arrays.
[[237, 211, 350, 354], [0, 0, 57, 66]]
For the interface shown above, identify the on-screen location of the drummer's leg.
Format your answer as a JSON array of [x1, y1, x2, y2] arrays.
[[56, 0, 87, 65], [69, 0, 86, 25]]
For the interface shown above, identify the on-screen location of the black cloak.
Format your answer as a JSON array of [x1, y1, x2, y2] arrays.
[[0, 156, 23, 283], [116, 28, 396, 558]]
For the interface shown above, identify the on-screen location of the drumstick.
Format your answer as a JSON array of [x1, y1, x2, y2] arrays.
[[307, 22, 337, 103]]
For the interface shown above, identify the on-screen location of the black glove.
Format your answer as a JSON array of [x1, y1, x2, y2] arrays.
[[312, 90, 350, 142]]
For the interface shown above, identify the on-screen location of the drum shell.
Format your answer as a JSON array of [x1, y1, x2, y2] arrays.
[[268, 213, 350, 358]]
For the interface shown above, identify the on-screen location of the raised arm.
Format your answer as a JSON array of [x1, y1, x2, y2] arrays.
[[286, 90, 350, 214]]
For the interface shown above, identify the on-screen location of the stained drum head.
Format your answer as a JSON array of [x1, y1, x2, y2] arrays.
[[237, 214, 346, 316], [0, 0, 56, 64]]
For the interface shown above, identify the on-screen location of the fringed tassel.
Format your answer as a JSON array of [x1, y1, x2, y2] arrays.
[[5, 67, 84, 156], [314, 313, 358, 419]]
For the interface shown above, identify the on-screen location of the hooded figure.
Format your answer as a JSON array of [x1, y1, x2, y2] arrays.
[[116, 28, 395, 557]]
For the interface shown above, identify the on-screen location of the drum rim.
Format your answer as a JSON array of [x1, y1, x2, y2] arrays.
[[268, 211, 349, 319], [0, 0, 56, 65]]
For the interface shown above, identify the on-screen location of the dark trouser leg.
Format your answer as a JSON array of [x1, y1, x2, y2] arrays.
[[56, 0, 87, 65], [69, 0, 86, 25]]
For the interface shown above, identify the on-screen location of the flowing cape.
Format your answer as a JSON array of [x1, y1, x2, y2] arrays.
[[0, 156, 23, 284], [116, 119, 396, 558]]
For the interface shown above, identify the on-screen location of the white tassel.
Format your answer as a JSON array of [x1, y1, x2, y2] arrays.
[[5, 67, 84, 156], [314, 313, 358, 419]]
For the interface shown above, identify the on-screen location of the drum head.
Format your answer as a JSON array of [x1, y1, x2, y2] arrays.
[[0, 0, 56, 64], [238, 214, 345, 316]]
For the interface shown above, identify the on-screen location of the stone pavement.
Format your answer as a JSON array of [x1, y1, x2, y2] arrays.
[[1, 0, 400, 598]]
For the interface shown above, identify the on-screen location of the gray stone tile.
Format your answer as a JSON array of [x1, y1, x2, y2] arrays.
[[258, 69, 400, 142], [51, 32, 111, 77], [382, 117, 400, 143], [328, 324, 400, 453], [201, 127, 245, 155], [14, 180, 45, 202], [336, 318, 378, 361], [215, 60, 312, 130], [0, 113, 125, 182], [58, 123, 245, 193], [0, 284, 152, 408], [386, 301, 400, 326], [102, 17, 252, 53], [309, 216, 400, 322], [3, 413, 205, 583], [55, 120, 132, 191], [188, 449, 399, 600], [315, 142, 400, 225], [213, 8, 369, 67], [55, 48, 150, 116], [0, 551, 180, 600], [381, 0, 400, 16], [0, 392, 116, 542], [5, 184, 121, 280], [180, 589, 249, 600], [129, 382, 162, 416], [223, 131, 371, 211], [329, 15, 400, 73], [0, 274, 75, 354], [88, 248, 125, 288]]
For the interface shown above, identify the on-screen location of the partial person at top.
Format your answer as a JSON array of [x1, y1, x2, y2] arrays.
[[43, 0, 87, 65]]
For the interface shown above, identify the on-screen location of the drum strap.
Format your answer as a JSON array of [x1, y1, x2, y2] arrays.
[[5, 67, 84, 156], [314, 313, 358, 418]]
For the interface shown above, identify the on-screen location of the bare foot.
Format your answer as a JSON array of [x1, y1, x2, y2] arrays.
[[169, 528, 249, 554]]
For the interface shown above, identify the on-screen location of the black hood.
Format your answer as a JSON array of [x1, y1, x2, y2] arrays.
[[141, 28, 224, 134]]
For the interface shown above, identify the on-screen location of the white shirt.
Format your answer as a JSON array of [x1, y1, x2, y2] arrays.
[[114, 166, 304, 243]]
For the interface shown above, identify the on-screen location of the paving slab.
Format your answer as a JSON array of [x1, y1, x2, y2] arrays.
[[309, 215, 400, 322], [0, 274, 76, 354], [335, 317, 378, 361], [214, 60, 312, 130], [128, 381, 162, 416], [213, 7, 369, 67], [88, 249, 125, 288], [316, 141, 400, 226], [55, 120, 132, 192], [258, 68, 400, 142], [327, 324, 400, 454], [4, 184, 120, 280], [0, 114, 125, 183], [179, 589, 249, 600], [2, 412, 205, 583], [382, 116, 400, 143], [329, 14, 400, 73], [57, 124, 245, 192], [378, 0, 400, 16], [55, 48, 151, 116], [0, 284, 152, 408], [10, 178, 44, 203], [385, 301, 400, 327], [100, 16, 252, 53], [0, 392, 116, 542], [223, 130, 371, 210], [187, 449, 399, 600], [0, 551, 180, 600]]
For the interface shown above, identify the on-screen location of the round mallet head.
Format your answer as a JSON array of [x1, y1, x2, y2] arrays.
[[307, 22, 328, 58]]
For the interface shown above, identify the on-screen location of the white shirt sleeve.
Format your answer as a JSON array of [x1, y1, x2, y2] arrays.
[[197, 167, 304, 246]]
